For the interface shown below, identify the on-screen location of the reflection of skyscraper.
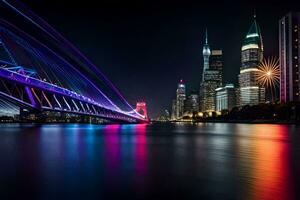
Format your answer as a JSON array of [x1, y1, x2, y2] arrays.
[[199, 30, 223, 112], [238, 15, 265, 106], [279, 12, 300, 102], [176, 79, 186, 118]]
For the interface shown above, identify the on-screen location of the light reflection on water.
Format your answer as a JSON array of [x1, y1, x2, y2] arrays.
[[0, 123, 299, 199], [244, 125, 292, 200]]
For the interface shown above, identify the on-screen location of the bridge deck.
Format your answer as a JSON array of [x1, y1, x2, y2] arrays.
[[0, 66, 146, 122]]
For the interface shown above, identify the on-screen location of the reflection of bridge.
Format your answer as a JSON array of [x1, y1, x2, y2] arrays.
[[0, 1, 147, 123]]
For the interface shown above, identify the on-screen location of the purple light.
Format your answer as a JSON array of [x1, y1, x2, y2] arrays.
[[0, 3, 147, 123], [25, 86, 36, 107]]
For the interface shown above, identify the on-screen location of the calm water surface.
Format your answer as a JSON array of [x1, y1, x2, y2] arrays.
[[0, 123, 299, 200]]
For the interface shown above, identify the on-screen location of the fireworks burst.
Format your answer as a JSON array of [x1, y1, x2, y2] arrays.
[[256, 57, 280, 89], [256, 57, 280, 102]]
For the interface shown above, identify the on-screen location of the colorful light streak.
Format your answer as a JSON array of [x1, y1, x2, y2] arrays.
[[1, 0, 139, 114], [0, 0, 148, 122]]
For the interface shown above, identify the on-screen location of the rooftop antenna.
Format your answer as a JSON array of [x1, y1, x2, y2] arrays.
[[205, 28, 208, 44]]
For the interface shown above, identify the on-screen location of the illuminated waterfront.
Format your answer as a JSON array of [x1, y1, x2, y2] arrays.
[[0, 123, 299, 199]]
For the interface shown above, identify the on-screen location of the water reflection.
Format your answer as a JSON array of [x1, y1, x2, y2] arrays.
[[0, 123, 298, 199], [133, 124, 147, 177], [250, 125, 292, 200], [102, 124, 148, 192], [103, 124, 121, 186]]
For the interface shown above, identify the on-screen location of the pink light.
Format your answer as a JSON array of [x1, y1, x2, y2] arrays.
[[136, 102, 148, 119], [133, 124, 148, 187], [103, 124, 121, 182]]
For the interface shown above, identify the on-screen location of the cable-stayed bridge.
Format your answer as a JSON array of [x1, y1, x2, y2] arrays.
[[0, 0, 147, 123]]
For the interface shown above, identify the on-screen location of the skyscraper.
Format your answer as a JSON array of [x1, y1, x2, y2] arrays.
[[210, 50, 223, 84], [202, 29, 211, 82], [176, 79, 186, 118], [279, 12, 300, 102], [238, 15, 265, 106], [184, 94, 199, 114], [199, 30, 223, 112], [171, 99, 177, 120], [215, 84, 236, 111]]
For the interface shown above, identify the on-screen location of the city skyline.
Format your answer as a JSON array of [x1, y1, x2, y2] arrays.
[[2, 0, 300, 118]]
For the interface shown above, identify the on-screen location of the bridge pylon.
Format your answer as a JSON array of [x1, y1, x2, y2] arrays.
[[135, 102, 148, 120]]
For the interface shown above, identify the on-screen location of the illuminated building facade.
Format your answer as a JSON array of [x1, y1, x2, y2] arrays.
[[279, 12, 300, 102], [199, 31, 223, 112], [200, 71, 221, 112], [176, 79, 186, 118], [238, 15, 265, 106], [184, 94, 199, 113], [171, 99, 177, 120], [209, 50, 223, 84], [202, 29, 211, 82], [215, 84, 236, 111]]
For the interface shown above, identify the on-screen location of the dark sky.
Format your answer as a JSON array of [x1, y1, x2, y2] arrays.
[[20, 0, 300, 117]]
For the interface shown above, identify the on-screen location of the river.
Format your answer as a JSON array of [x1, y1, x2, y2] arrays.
[[0, 123, 299, 199]]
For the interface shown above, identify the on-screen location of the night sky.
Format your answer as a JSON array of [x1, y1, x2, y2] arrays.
[[19, 0, 300, 117]]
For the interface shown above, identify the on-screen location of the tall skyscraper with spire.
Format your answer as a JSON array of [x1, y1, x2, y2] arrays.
[[238, 14, 265, 107], [202, 29, 211, 81], [200, 30, 223, 112], [176, 79, 186, 118]]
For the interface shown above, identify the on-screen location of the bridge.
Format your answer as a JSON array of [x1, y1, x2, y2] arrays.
[[0, 0, 147, 123]]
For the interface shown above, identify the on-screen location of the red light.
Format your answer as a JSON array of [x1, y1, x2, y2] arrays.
[[136, 102, 148, 119]]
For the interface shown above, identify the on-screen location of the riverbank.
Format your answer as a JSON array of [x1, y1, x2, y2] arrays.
[[156, 119, 299, 125], [195, 119, 299, 124]]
